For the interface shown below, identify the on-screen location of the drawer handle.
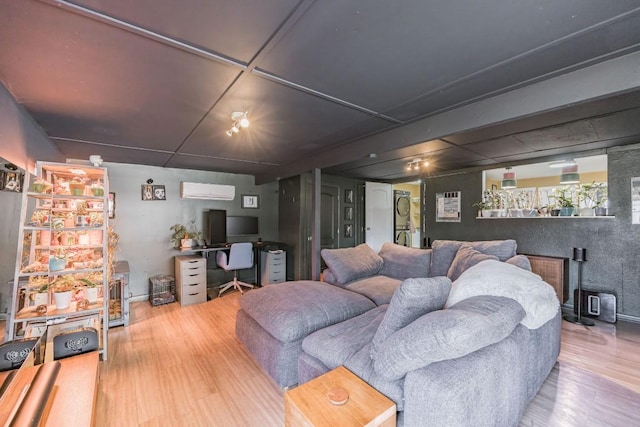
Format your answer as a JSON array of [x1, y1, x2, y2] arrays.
[[188, 292, 200, 296]]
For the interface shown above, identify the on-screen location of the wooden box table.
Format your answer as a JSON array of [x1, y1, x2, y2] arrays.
[[284, 366, 396, 427]]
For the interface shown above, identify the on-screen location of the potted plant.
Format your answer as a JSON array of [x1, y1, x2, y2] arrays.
[[79, 278, 100, 302], [49, 247, 67, 271], [583, 182, 608, 216], [551, 187, 576, 216], [51, 275, 77, 309], [472, 200, 492, 218], [29, 277, 50, 307], [170, 221, 203, 248], [90, 180, 104, 197], [69, 176, 86, 196]]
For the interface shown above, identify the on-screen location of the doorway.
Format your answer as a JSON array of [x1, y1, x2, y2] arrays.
[[392, 182, 422, 248]]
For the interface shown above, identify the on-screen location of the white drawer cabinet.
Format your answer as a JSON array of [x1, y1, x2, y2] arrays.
[[261, 250, 286, 285], [175, 255, 207, 305]]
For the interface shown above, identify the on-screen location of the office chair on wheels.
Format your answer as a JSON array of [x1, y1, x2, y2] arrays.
[[216, 242, 255, 296]]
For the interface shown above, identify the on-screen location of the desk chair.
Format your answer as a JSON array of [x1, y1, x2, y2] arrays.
[[216, 242, 254, 296]]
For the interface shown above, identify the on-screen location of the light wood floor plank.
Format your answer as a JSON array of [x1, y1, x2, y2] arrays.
[[55, 291, 640, 426]]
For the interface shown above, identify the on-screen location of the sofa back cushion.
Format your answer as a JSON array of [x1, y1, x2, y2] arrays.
[[372, 295, 525, 380], [321, 244, 383, 286], [505, 254, 532, 271], [447, 245, 499, 281], [372, 277, 451, 354], [378, 242, 432, 279], [430, 239, 517, 277]]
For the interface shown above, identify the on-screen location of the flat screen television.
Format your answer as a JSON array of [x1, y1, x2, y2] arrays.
[[226, 216, 259, 236]]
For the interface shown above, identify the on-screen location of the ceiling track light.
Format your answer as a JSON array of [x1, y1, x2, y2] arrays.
[[406, 158, 429, 172], [225, 111, 250, 136]]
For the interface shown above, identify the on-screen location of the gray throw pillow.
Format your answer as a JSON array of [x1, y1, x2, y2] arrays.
[[447, 245, 499, 281], [373, 295, 526, 381], [378, 242, 431, 279], [321, 244, 383, 286], [505, 254, 532, 271], [371, 277, 451, 355], [430, 239, 517, 277]]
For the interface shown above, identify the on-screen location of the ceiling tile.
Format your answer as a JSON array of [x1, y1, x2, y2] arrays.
[[71, 0, 301, 63]]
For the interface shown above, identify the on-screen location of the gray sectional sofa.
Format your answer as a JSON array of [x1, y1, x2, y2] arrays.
[[236, 240, 561, 426]]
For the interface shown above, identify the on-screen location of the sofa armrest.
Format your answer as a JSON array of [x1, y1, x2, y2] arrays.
[[403, 337, 526, 426]]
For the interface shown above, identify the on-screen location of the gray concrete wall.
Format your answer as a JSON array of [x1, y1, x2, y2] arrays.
[[424, 145, 640, 319]]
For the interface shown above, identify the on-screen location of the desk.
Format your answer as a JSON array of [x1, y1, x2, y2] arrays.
[[178, 241, 283, 287], [0, 351, 99, 426]]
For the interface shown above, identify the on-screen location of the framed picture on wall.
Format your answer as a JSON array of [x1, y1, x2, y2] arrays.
[[152, 185, 166, 200], [142, 185, 153, 201], [344, 189, 354, 204], [242, 194, 260, 209], [344, 206, 353, 221]]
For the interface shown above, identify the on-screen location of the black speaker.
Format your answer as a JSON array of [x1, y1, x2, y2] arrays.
[[204, 209, 226, 245]]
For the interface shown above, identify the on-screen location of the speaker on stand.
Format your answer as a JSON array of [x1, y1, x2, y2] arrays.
[[563, 247, 595, 326]]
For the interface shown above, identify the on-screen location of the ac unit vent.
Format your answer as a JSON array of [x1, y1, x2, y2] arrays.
[[180, 182, 235, 200]]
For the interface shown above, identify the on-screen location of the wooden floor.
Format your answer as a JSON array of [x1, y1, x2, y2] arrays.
[[94, 292, 640, 426]]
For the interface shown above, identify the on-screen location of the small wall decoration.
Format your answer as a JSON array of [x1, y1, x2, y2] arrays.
[[344, 189, 354, 204], [108, 192, 116, 219], [242, 194, 260, 209], [344, 223, 353, 238], [344, 206, 353, 221], [436, 191, 461, 223], [632, 177, 640, 225], [3, 171, 23, 192], [142, 184, 153, 201], [153, 185, 166, 200]]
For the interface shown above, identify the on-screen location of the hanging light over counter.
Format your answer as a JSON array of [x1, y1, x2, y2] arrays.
[[501, 167, 517, 189], [560, 165, 580, 184]]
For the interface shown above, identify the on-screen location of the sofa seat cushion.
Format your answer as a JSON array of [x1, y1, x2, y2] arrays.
[[372, 277, 451, 354], [239, 280, 376, 343], [378, 242, 432, 279], [447, 244, 499, 281], [321, 244, 383, 285], [373, 295, 526, 380], [343, 275, 402, 305], [302, 305, 388, 370], [344, 343, 406, 411], [430, 239, 517, 277]]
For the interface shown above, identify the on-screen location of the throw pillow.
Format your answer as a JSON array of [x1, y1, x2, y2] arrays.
[[430, 239, 517, 277], [505, 255, 532, 271], [378, 242, 431, 279], [321, 244, 383, 286], [447, 245, 498, 281], [371, 277, 451, 355], [372, 295, 526, 381]]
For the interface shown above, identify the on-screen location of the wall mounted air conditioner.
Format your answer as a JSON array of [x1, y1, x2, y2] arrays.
[[180, 182, 235, 200]]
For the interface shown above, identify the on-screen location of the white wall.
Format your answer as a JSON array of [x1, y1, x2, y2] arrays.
[[105, 162, 279, 299]]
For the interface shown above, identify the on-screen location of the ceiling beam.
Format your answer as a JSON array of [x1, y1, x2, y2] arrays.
[[255, 50, 640, 184]]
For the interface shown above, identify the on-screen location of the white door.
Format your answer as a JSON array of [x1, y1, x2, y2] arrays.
[[365, 182, 393, 253]]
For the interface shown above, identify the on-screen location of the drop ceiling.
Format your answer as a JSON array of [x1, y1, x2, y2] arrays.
[[1, 0, 639, 184]]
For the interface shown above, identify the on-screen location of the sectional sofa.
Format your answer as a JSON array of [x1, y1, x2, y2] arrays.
[[236, 240, 561, 426]]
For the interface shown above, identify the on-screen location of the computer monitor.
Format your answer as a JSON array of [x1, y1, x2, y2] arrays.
[[204, 209, 227, 244], [226, 216, 259, 236]]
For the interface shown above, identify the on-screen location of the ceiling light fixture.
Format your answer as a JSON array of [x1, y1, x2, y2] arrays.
[[560, 164, 580, 184], [501, 167, 517, 189], [549, 159, 576, 168], [406, 158, 429, 172], [226, 111, 249, 136]]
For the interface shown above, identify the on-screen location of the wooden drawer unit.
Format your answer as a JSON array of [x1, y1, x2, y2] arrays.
[[175, 255, 207, 306], [261, 250, 286, 285]]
